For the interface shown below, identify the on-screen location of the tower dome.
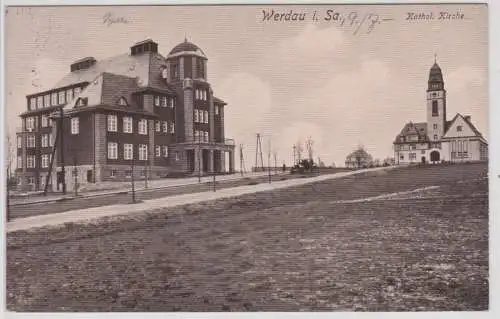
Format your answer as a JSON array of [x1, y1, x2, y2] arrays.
[[168, 39, 206, 58]]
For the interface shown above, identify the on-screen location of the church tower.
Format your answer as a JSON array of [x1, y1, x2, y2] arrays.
[[426, 58, 447, 142]]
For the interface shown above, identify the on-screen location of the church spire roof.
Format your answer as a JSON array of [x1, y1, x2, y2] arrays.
[[428, 57, 444, 91]]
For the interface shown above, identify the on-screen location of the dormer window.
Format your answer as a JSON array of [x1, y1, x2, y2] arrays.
[[75, 97, 88, 107], [118, 97, 128, 106]]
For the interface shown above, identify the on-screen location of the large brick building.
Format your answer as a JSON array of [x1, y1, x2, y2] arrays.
[[16, 39, 235, 191], [393, 60, 488, 164]]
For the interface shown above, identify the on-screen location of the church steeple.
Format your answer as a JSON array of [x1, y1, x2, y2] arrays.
[[428, 56, 444, 91]]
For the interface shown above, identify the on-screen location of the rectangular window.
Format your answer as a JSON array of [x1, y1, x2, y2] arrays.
[[74, 87, 81, 96], [41, 154, 50, 168], [27, 155, 36, 168], [66, 89, 73, 102], [163, 146, 169, 157], [138, 119, 148, 135], [204, 131, 209, 142], [215, 105, 219, 115], [17, 156, 22, 168], [161, 96, 168, 107], [41, 134, 49, 148], [108, 142, 118, 159], [58, 91, 66, 104], [163, 121, 168, 133], [169, 98, 175, 108], [107, 114, 118, 132], [139, 144, 148, 161], [25, 117, 35, 130], [110, 169, 117, 178], [433, 124, 437, 130], [37, 96, 43, 109], [51, 93, 58, 106], [170, 122, 175, 134], [71, 117, 79, 134], [123, 117, 133, 133], [30, 97, 36, 110], [195, 89, 199, 100], [204, 110, 209, 123], [155, 121, 161, 132], [457, 125, 462, 132], [17, 136, 22, 148], [154, 96, 160, 107], [49, 134, 54, 147], [26, 135, 36, 148], [124, 143, 133, 160], [44, 95, 50, 107], [41, 114, 49, 127], [433, 135, 438, 141], [194, 109, 199, 123], [155, 145, 161, 157]]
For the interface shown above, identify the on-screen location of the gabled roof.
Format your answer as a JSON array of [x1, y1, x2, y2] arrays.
[[444, 113, 484, 138]]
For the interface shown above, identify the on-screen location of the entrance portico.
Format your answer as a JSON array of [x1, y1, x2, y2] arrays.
[[173, 139, 235, 175]]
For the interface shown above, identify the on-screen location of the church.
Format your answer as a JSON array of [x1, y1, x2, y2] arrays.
[[393, 60, 488, 165]]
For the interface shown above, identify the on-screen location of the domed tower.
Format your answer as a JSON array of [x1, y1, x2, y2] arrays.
[[426, 58, 447, 143], [166, 39, 211, 143]]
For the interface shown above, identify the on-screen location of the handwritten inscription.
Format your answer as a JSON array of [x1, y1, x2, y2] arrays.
[[406, 10, 465, 21], [262, 9, 394, 35], [103, 12, 129, 27]]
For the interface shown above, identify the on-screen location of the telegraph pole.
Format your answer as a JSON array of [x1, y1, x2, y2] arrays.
[[274, 152, 277, 175], [198, 134, 202, 183], [73, 157, 78, 197], [59, 107, 67, 195], [268, 140, 272, 184], [131, 156, 136, 203], [239, 144, 245, 177]]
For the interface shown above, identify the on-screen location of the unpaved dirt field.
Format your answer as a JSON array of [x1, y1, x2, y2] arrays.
[[6, 163, 488, 311]]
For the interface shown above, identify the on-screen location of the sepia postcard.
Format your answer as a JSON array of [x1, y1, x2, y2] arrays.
[[3, 1, 491, 313]]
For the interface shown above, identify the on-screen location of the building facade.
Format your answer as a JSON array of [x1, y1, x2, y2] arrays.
[[393, 61, 488, 165], [16, 39, 235, 191]]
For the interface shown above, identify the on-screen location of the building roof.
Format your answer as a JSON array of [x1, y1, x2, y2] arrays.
[[394, 122, 429, 143], [444, 113, 484, 138], [169, 39, 205, 55], [213, 96, 227, 105], [429, 62, 444, 83]]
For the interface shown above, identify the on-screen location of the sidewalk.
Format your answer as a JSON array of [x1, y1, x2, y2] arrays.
[[9, 171, 269, 206], [6, 166, 395, 233]]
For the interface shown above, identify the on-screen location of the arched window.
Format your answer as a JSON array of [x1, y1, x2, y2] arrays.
[[432, 100, 439, 116]]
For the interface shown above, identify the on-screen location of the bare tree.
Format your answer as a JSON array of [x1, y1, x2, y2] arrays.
[[295, 140, 303, 163], [305, 136, 314, 162], [5, 133, 16, 184]]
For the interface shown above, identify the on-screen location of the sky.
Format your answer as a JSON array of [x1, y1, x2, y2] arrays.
[[4, 3, 488, 168]]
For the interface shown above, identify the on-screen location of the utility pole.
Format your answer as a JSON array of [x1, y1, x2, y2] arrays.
[[131, 156, 136, 203], [274, 152, 277, 175], [73, 157, 78, 197], [292, 145, 296, 166], [239, 144, 246, 177], [268, 140, 272, 184], [59, 107, 66, 195], [198, 133, 202, 183], [255, 133, 265, 172]]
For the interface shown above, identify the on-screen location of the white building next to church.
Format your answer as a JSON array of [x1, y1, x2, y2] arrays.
[[393, 61, 488, 165]]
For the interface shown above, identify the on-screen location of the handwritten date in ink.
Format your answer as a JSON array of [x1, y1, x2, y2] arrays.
[[328, 11, 394, 35]]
